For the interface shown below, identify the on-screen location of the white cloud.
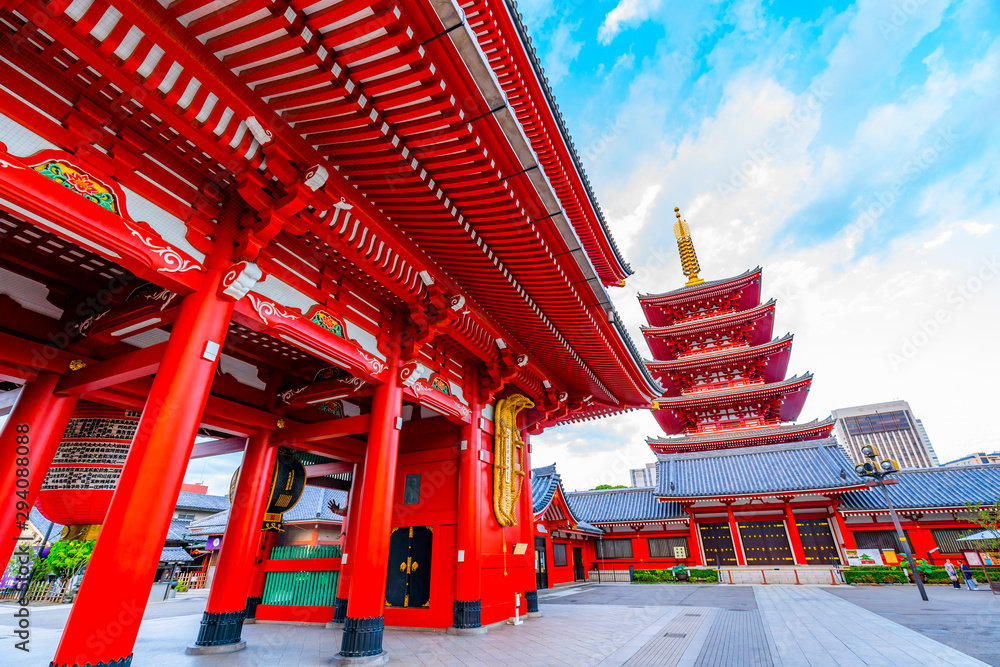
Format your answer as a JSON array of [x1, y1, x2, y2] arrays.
[[543, 20, 584, 84], [598, 0, 663, 45]]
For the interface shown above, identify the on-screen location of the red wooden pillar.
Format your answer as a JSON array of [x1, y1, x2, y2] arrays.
[[830, 500, 856, 551], [189, 432, 276, 652], [725, 502, 746, 566], [783, 500, 809, 565], [521, 429, 539, 616], [338, 355, 402, 660], [0, 373, 79, 567], [51, 270, 235, 667], [684, 508, 704, 566], [246, 530, 278, 621], [453, 376, 483, 629], [331, 461, 365, 624]]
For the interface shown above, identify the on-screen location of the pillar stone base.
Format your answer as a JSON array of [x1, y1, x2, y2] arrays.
[[331, 650, 390, 665], [193, 609, 246, 647], [339, 615, 384, 658], [452, 598, 482, 629], [185, 641, 247, 655], [525, 590, 539, 613], [527, 611, 544, 618], [50, 657, 133, 667], [245, 595, 262, 620], [332, 596, 349, 623]]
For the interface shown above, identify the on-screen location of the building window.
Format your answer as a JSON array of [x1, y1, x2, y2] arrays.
[[176, 513, 195, 522], [853, 530, 908, 552], [932, 529, 976, 555], [553, 543, 567, 567], [403, 474, 421, 505], [595, 538, 633, 559], [648, 537, 688, 559]]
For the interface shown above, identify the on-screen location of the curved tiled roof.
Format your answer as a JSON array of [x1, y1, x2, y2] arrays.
[[639, 267, 763, 302], [175, 491, 230, 512], [654, 439, 864, 498], [159, 546, 193, 563], [532, 464, 560, 514], [647, 418, 835, 448], [840, 464, 1000, 511], [283, 486, 349, 523], [186, 510, 229, 536], [566, 486, 685, 524]]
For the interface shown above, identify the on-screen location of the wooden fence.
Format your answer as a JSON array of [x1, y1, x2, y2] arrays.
[[588, 568, 633, 583], [0, 581, 70, 603]]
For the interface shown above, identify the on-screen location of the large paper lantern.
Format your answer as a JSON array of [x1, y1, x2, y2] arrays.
[[35, 404, 139, 535]]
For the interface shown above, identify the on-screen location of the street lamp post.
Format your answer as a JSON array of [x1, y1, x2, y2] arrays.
[[855, 445, 928, 602]]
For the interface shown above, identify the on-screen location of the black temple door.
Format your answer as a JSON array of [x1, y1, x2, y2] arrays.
[[573, 546, 584, 581], [798, 519, 841, 564], [385, 526, 433, 608], [535, 536, 548, 590], [407, 526, 433, 607], [699, 523, 738, 566]]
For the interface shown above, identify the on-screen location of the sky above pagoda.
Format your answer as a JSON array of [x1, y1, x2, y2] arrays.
[[527, 0, 1000, 490]]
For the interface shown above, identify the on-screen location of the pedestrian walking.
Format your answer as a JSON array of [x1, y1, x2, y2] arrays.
[[960, 562, 979, 590], [944, 560, 961, 589]]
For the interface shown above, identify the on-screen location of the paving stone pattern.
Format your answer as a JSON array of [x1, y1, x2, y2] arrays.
[[0, 585, 994, 666]]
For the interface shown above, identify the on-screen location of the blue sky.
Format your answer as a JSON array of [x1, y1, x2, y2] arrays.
[[525, 0, 1000, 490]]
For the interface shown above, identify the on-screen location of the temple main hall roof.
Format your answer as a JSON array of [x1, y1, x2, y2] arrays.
[[653, 439, 865, 499], [532, 465, 601, 534], [839, 464, 1000, 512], [566, 486, 685, 524]]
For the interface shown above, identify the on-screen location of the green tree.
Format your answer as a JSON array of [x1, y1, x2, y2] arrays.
[[591, 484, 627, 490], [965, 497, 1000, 550], [43, 541, 95, 601]]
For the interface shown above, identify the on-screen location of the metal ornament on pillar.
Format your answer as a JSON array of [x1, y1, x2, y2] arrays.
[[493, 395, 534, 527]]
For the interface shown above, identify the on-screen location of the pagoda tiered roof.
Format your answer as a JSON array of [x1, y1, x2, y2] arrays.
[[653, 439, 865, 500], [641, 299, 776, 360], [646, 418, 835, 454], [651, 374, 814, 434], [647, 334, 794, 395], [639, 267, 762, 325]]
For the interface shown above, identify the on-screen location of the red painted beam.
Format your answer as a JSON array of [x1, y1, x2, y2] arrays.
[[0, 331, 85, 376], [190, 437, 248, 459], [305, 461, 354, 477], [277, 415, 371, 444], [54, 342, 167, 396]]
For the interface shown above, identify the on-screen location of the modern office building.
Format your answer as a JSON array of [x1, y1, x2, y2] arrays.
[[629, 462, 657, 487], [944, 451, 1000, 467], [915, 419, 940, 466], [831, 401, 938, 469]]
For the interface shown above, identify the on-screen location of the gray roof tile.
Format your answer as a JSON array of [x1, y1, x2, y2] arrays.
[[840, 464, 1000, 510], [566, 486, 685, 523], [175, 491, 230, 512], [654, 438, 863, 497], [159, 546, 193, 563]]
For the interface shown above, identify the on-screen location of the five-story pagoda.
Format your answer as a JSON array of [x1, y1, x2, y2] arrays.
[[633, 209, 864, 570]]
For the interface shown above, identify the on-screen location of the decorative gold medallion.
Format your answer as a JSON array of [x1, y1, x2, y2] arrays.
[[492, 394, 534, 527]]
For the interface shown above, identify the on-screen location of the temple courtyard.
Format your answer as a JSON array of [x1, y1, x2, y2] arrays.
[[2, 583, 996, 666]]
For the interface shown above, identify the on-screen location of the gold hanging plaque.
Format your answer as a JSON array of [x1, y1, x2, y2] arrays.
[[492, 394, 534, 527]]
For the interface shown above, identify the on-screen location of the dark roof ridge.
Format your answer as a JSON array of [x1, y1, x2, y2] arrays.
[[655, 437, 840, 462], [566, 485, 655, 496]]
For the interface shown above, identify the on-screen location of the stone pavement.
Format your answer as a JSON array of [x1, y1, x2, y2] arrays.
[[0, 584, 995, 666]]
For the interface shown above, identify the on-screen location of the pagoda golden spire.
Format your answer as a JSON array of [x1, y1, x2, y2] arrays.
[[673, 207, 704, 286]]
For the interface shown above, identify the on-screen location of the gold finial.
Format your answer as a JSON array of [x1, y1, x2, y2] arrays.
[[673, 207, 704, 286], [68, 359, 87, 371]]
